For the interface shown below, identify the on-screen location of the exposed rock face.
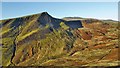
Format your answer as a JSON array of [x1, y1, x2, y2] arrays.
[[1, 12, 119, 66], [38, 12, 83, 29], [38, 12, 62, 28], [65, 20, 83, 29]]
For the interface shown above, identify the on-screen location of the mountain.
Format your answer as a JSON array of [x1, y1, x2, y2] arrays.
[[0, 12, 119, 66]]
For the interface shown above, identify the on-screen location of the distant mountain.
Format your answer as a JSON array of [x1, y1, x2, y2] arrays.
[[63, 17, 84, 21], [0, 12, 119, 66], [102, 19, 118, 23]]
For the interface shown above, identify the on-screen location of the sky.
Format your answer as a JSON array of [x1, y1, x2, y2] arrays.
[[1, 0, 120, 2], [1, 2, 118, 20]]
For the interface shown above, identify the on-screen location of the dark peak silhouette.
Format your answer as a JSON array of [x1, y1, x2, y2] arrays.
[[38, 12, 83, 29], [41, 12, 49, 15], [41, 12, 50, 16], [38, 12, 62, 28], [1, 12, 83, 30]]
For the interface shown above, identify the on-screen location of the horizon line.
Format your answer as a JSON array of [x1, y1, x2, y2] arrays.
[[1, 12, 118, 21]]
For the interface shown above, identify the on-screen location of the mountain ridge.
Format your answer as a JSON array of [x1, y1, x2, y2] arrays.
[[1, 12, 118, 22], [1, 12, 84, 30]]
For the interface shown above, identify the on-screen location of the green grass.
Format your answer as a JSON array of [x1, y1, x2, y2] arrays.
[[1, 28, 13, 36], [60, 22, 69, 30], [18, 29, 39, 42]]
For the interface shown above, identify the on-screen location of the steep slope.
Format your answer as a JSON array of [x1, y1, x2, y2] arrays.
[[1, 12, 83, 66], [1, 12, 119, 66]]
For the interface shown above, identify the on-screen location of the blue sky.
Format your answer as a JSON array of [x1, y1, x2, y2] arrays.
[[1, 0, 120, 2], [1, 2, 118, 20]]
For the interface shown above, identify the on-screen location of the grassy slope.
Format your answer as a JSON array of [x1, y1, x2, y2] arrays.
[[1, 15, 119, 66]]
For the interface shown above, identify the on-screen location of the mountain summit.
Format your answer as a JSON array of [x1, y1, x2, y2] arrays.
[[1, 12, 83, 30]]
